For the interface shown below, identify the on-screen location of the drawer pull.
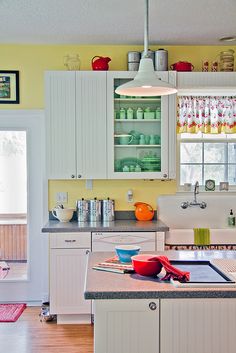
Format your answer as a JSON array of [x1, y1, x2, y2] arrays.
[[64, 239, 76, 243]]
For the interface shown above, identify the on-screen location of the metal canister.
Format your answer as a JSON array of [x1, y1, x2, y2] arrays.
[[128, 62, 140, 71], [88, 198, 102, 222], [102, 198, 115, 221], [128, 51, 141, 63], [141, 49, 155, 66], [76, 198, 89, 222], [154, 49, 168, 71]]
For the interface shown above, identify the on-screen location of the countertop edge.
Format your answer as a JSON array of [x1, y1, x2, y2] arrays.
[[41, 220, 169, 233], [84, 289, 236, 300]]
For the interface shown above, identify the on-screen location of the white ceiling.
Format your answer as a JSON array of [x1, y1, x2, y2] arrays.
[[0, 0, 236, 45]]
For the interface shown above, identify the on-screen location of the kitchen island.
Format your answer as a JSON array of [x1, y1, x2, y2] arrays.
[[85, 251, 236, 353]]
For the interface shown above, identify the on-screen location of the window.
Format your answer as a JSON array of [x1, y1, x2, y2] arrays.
[[178, 132, 236, 188]]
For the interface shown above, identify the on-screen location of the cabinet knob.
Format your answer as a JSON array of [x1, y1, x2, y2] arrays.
[[78, 174, 82, 178], [149, 302, 157, 311], [162, 174, 168, 179], [71, 174, 75, 179], [86, 250, 90, 255]]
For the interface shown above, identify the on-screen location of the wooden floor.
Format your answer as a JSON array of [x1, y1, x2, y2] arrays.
[[0, 307, 94, 353]]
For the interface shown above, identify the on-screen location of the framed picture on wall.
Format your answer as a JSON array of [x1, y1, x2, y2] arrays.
[[0, 71, 19, 104]]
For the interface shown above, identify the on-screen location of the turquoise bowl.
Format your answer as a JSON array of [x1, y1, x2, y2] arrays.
[[115, 245, 141, 263]]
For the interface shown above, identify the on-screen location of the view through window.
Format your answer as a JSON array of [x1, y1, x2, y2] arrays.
[[178, 133, 236, 187], [0, 131, 27, 280]]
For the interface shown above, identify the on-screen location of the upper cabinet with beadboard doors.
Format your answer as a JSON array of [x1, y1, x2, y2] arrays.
[[45, 71, 107, 179]]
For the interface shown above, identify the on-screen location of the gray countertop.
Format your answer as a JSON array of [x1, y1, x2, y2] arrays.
[[85, 251, 236, 300], [42, 219, 169, 233]]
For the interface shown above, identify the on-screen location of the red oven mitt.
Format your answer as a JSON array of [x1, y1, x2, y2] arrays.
[[148, 255, 190, 282]]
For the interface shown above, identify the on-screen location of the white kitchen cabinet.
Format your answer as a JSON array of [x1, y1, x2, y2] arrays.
[[49, 232, 91, 324], [45, 71, 107, 179], [160, 298, 236, 353], [107, 71, 176, 179], [46, 70, 176, 180], [94, 299, 159, 353]]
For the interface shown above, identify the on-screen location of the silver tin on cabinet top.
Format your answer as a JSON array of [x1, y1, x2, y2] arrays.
[[128, 51, 141, 63]]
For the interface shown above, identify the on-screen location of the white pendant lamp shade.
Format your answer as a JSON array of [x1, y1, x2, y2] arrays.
[[115, 58, 177, 96], [115, 0, 177, 97]]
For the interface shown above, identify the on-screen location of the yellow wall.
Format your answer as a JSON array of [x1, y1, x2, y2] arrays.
[[1, 44, 235, 210]]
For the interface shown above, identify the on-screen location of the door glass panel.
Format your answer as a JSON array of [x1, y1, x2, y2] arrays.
[[113, 78, 162, 173], [0, 131, 27, 280]]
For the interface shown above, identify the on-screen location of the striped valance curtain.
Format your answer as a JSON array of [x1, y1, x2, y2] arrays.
[[177, 96, 236, 134]]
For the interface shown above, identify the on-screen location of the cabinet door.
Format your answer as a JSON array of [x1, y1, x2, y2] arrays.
[[94, 299, 159, 353], [50, 248, 91, 315], [76, 71, 107, 179], [107, 71, 169, 179], [160, 298, 236, 353], [45, 71, 76, 179]]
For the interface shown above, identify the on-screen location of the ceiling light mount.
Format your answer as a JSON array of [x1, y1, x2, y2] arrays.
[[219, 36, 236, 42], [115, 0, 177, 97]]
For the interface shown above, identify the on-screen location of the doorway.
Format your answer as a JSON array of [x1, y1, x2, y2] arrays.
[[0, 110, 48, 303]]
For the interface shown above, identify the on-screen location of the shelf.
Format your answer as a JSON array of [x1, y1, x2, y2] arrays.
[[114, 144, 161, 148], [114, 98, 161, 102], [114, 119, 161, 122]]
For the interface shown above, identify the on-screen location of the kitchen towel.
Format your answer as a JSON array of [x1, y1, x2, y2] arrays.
[[194, 228, 210, 245], [148, 256, 190, 282]]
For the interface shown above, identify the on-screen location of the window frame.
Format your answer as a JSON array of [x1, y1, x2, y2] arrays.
[[177, 133, 236, 192]]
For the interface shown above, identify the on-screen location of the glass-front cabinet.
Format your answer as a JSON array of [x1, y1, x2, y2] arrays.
[[107, 71, 176, 179]]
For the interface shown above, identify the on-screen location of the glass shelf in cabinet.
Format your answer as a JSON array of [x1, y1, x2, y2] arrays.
[[114, 119, 161, 122], [114, 98, 161, 102], [114, 144, 161, 147]]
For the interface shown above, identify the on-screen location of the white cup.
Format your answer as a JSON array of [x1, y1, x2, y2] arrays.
[[52, 208, 74, 222]]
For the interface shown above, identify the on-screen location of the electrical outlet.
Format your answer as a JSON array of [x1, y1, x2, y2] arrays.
[[127, 190, 133, 203], [56, 192, 68, 203]]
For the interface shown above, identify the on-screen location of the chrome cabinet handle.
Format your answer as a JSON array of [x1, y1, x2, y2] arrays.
[[149, 302, 157, 311], [71, 174, 75, 178], [65, 239, 76, 243]]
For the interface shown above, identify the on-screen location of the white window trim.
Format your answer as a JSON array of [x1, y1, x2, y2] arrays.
[[176, 133, 236, 193]]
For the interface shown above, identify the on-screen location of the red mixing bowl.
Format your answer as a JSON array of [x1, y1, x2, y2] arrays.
[[132, 254, 162, 276]]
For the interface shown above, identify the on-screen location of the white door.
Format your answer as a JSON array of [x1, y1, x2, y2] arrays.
[[0, 110, 48, 303]]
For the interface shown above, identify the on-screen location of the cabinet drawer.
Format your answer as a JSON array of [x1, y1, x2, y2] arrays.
[[50, 232, 91, 249]]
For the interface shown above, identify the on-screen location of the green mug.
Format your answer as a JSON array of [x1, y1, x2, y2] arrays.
[[119, 134, 134, 145]]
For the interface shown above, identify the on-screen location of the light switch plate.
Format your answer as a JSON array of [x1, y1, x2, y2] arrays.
[[55, 192, 68, 203]]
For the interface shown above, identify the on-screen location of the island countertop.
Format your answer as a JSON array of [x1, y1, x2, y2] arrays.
[[85, 250, 236, 300], [42, 219, 169, 233]]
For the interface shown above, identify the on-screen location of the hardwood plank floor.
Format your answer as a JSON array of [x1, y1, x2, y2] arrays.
[[0, 307, 94, 353]]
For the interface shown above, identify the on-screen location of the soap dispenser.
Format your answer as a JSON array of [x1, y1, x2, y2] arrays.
[[228, 209, 235, 227]]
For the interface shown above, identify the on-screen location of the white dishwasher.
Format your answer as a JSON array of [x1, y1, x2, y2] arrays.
[[92, 232, 156, 251]]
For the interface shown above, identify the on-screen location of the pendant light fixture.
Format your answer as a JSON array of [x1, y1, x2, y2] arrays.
[[115, 0, 177, 97]]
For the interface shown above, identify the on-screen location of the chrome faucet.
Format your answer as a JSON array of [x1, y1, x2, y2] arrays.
[[181, 181, 207, 209], [193, 181, 199, 204]]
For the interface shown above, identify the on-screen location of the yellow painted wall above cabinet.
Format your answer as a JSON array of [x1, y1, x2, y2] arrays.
[[0, 44, 236, 109]]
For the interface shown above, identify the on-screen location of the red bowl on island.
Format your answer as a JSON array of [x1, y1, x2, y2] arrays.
[[131, 254, 162, 276]]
